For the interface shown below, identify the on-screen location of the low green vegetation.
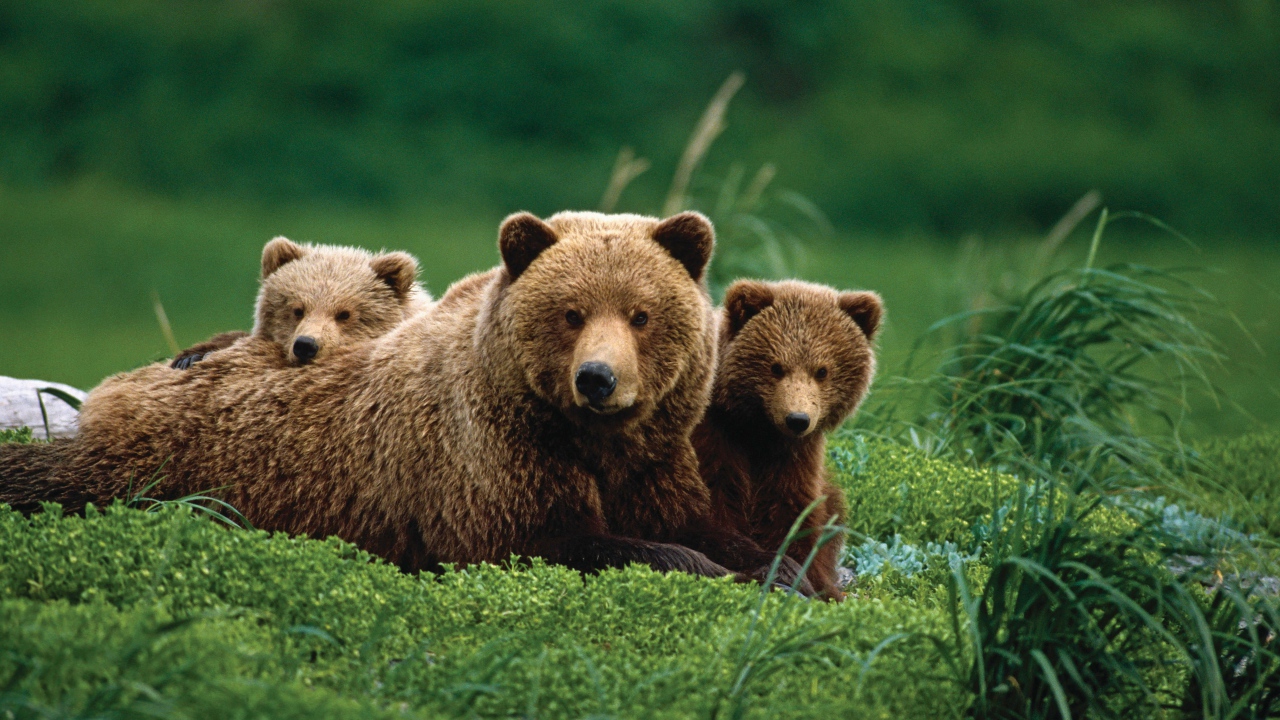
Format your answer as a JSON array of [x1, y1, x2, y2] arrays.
[[0, 426, 34, 444], [0, 502, 966, 719], [1185, 430, 1280, 539]]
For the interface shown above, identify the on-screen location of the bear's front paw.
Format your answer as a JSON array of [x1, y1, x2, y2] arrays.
[[743, 561, 816, 597]]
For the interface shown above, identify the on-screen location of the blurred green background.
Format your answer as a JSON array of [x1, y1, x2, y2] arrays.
[[0, 0, 1276, 434]]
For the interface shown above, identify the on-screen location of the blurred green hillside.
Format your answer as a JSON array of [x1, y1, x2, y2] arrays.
[[1, 0, 1277, 235], [0, 0, 1276, 435]]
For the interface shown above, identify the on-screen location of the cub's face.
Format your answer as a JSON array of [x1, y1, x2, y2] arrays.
[[253, 237, 421, 365], [714, 280, 882, 438], [498, 211, 715, 425]]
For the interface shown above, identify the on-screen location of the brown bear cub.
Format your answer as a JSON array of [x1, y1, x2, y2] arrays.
[[693, 280, 883, 600], [170, 236, 429, 368], [1, 212, 809, 593]]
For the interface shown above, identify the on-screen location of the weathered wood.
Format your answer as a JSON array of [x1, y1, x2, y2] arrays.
[[0, 376, 86, 439]]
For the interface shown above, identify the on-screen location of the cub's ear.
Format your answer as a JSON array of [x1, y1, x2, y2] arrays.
[[838, 291, 883, 340], [262, 236, 307, 278], [499, 212, 558, 281], [652, 211, 714, 281], [724, 280, 775, 337], [371, 251, 419, 299]]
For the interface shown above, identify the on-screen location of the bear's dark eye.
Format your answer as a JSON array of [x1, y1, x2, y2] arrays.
[[336, 311, 350, 321], [565, 310, 584, 328], [631, 311, 648, 327], [815, 367, 828, 380], [293, 308, 304, 319], [771, 363, 785, 379]]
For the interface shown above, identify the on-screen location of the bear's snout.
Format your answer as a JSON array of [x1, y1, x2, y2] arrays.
[[771, 376, 822, 438], [292, 336, 320, 363], [569, 316, 640, 414], [784, 412, 811, 436], [575, 362, 617, 407]]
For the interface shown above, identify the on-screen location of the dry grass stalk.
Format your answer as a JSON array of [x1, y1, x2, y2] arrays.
[[1037, 189, 1102, 271], [598, 146, 650, 213], [151, 290, 180, 355], [663, 71, 746, 217]]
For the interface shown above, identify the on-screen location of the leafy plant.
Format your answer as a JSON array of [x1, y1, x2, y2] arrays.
[[0, 427, 34, 444]]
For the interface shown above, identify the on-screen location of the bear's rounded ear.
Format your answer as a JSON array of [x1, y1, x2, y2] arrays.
[[838, 291, 883, 340], [262, 237, 307, 278], [652, 211, 714, 281], [724, 280, 775, 337], [371, 251, 420, 299], [499, 212, 558, 281]]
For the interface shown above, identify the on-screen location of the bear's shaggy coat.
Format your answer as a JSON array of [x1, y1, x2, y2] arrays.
[[1, 212, 807, 590], [170, 237, 428, 369], [693, 280, 882, 600]]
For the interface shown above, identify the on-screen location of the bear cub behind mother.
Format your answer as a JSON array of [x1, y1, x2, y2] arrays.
[[7, 211, 807, 588]]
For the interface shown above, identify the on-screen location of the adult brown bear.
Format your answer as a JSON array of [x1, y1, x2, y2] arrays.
[[0, 212, 809, 592]]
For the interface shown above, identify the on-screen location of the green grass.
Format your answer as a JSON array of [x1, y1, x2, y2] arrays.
[[1, 182, 1276, 437]]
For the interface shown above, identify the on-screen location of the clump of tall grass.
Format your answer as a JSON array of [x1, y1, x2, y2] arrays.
[[844, 198, 1280, 717], [868, 207, 1226, 487]]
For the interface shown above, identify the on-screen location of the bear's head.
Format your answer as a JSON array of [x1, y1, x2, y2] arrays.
[[496, 211, 716, 426], [253, 237, 422, 365], [714, 280, 882, 439]]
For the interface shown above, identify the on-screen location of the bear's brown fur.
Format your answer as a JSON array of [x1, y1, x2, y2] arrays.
[[170, 237, 429, 369], [3, 212, 808, 591], [693, 280, 883, 600]]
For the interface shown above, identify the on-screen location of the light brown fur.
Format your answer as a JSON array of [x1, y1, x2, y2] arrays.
[[693, 280, 883, 600], [6, 212, 808, 591], [170, 237, 430, 368]]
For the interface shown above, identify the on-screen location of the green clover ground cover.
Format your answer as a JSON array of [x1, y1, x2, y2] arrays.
[[0, 495, 965, 718], [3, 429, 1278, 717]]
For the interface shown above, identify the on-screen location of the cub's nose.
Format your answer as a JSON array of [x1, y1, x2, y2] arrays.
[[575, 361, 617, 405], [784, 412, 811, 435], [292, 336, 319, 363]]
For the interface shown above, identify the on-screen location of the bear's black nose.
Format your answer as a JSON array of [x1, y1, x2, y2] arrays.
[[575, 361, 617, 405], [293, 336, 319, 363], [785, 412, 811, 435]]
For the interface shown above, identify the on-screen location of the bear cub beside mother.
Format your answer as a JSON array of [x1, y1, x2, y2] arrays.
[[1, 211, 810, 592]]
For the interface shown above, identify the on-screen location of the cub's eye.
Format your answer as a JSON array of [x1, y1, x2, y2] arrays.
[[770, 363, 785, 379], [293, 308, 304, 319], [815, 367, 828, 380], [565, 310, 584, 328], [631, 311, 648, 327], [335, 311, 350, 321]]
